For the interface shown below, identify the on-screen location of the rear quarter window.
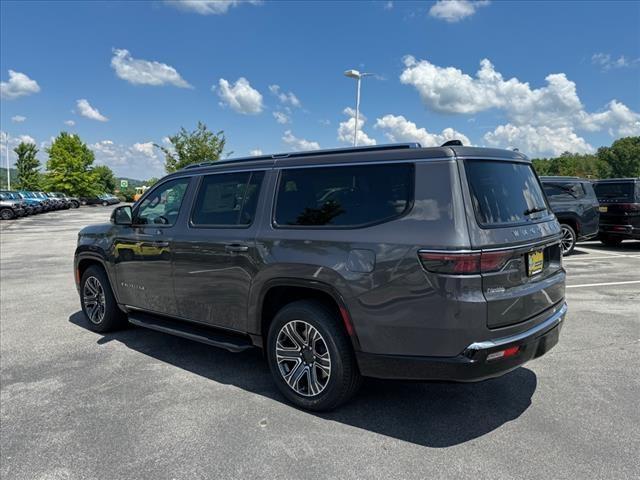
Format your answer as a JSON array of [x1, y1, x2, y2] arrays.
[[274, 163, 413, 227]]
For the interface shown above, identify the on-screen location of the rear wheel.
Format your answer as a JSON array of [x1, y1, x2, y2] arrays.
[[80, 265, 127, 333], [102, 201, 108, 206], [267, 300, 361, 411], [560, 224, 577, 255], [71, 201, 80, 208], [600, 235, 623, 247], [0, 208, 15, 220]]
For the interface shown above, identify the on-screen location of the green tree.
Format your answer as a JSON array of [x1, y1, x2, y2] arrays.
[[44, 132, 98, 196], [93, 165, 116, 193], [14, 142, 42, 190], [596, 136, 640, 178], [157, 121, 227, 173]]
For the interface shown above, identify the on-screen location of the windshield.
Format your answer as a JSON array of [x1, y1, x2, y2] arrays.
[[465, 160, 550, 226], [594, 182, 636, 202]]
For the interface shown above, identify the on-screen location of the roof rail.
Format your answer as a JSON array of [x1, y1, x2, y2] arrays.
[[182, 143, 422, 170], [441, 140, 463, 147]]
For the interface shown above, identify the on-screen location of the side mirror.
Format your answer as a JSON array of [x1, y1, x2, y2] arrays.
[[111, 205, 132, 225]]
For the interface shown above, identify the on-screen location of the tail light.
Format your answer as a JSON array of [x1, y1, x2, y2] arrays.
[[418, 250, 512, 275]]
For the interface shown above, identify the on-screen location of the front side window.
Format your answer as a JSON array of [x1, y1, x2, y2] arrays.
[[465, 160, 550, 226], [274, 163, 413, 227], [135, 177, 190, 226], [191, 171, 264, 226]]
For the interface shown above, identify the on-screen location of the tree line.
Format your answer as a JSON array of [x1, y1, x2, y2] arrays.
[[531, 136, 639, 178]]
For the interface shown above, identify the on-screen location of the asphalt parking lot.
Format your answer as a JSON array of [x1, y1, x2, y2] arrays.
[[1, 207, 639, 480]]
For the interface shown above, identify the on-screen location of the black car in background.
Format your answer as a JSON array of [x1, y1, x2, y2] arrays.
[[80, 194, 120, 206], [540, 176, 600, 255], [593, 178, 640, 246]]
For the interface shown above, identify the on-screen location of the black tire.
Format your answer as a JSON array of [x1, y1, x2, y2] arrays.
[[267, 300, 361, 411], [80, 265, 127, 333], [0, 208, 15, 220], [560, 224, 577, 256], [600, 235, 623, 247], [71, 201, 80, 209], [102, 201, 108, 206]]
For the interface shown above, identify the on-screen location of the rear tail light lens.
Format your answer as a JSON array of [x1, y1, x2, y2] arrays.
[[418, 250, 512, 275]]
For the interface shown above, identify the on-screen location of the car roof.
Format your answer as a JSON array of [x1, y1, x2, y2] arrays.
[[170, 143, 529, 177]]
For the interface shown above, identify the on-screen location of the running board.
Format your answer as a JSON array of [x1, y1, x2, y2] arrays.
[[128, 312, 255, 353]]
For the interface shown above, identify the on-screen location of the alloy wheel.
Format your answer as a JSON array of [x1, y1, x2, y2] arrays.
[[560, 225, 576, 255], [83, 276, 106, 324], [276, 320, 331, 397]]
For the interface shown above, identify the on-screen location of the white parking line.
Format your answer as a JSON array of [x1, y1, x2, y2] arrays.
[[564, 254, 640, 261], [573, 247, 627, 256], [566, 280, 640, 289]]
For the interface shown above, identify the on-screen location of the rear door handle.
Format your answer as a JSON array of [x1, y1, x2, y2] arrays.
[[225, 243, 249, 253]]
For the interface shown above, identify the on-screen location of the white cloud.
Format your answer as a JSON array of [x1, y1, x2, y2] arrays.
[[282, 130, 320, 151], [132, 142, 157, 158], [249, 148, 263, 156], [1, 70, 41, 100], [592, 53, 639, 71], [400, 55, 640, 155], [337, 107, 376, 146], [375, 114, 470, 147], [91, 139, 164, 179], [273, 111, 290, 124], [165, 0, 261, 15], [216, 77, 263, 115], [11, 115, 26, 123], [384, 1, 394, 10], [268, 84, 301, 108], [64, 120, 75, 127], [76, 99, 108, 122], [484, 125, 594, 156], [111, 48, 192, 88], [429, 0, 489, 22]]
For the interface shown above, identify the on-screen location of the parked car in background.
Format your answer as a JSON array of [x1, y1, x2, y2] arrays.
[[593, 178, 640, 246], [45, 192, 71, 209], [14, 192, 44, 214], [75, 143, 566, 411], [50, 192, 81, 208], [0, 194, 25, 219], [0, 191, 32, 215], [80, 194, 119, 206], [540, 176, 600, 255], [19, 191, 53, 211]]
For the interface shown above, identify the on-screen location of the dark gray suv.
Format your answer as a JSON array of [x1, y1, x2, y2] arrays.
[[74, 143, 567, 410]]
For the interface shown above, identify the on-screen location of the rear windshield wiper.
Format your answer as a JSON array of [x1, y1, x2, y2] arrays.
[[524, 206, 547, 216]]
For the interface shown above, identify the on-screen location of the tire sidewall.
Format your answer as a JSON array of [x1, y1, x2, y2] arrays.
[[1, 209, 14, 220], [80, 266, 124, 333], [267, 302, 351, 411], [560, 224, 576, 255]]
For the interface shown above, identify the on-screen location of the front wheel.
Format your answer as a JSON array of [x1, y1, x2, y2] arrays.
[[267, 300, 361, 411], [80, 265, 127, 333], [560, 224, 577, 255], [0, 208, 15, 220], [71, 201, 80, 208]]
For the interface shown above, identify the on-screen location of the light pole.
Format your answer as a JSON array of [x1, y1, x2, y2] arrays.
[[5, 132, 9, 190], [344, 69, 374, 146]]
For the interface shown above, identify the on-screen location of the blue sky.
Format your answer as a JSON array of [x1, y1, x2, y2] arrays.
[[1, 0, 639, 179]]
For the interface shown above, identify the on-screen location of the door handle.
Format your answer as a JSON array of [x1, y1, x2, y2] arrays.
[[225, 244, 249, 253]]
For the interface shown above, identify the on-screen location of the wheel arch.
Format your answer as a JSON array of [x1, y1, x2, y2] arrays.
[[75, 253, 122, 306], [253, 278, 360, 351]]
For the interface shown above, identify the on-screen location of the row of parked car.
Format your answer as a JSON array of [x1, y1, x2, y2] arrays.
[[540, 176, 640, 254], [0, 191, 120, 220]]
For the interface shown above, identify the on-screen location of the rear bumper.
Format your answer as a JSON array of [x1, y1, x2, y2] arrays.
[[599, 224, 640, 239], [357, 302, 567, 381]]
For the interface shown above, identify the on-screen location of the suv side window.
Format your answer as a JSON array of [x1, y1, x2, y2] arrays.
[[135, 177, 190, 226], [191, 171, 265, 227], [274, 163, 413, 227], [544, 182, 585, 201]]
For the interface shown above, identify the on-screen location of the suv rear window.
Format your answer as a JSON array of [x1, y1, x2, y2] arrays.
[[465, 160, 549, 226], [543, 182, 586, 200], [593, 182, 636, 202], [274, 163, 413, 227]]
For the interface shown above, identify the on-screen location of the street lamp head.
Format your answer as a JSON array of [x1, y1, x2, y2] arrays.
[[344, 69, 361, 79]]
